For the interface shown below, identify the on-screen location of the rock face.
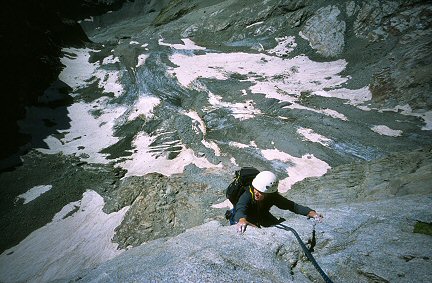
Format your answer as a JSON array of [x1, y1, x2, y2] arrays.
[[73, 221, 313, 282], [348, 0, 432, 109], [287, 147, 432, 282], [73, 148, 432, 283], [1, 0, 432, 282], [103, 173, 221, 249], [300, 5, 346, 57]]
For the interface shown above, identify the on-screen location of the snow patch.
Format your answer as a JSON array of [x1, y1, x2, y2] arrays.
[[59, 48, 124, 97], [136, 54, 149, 67], [169, 53, 348, 92], [229, 142, 249, 149], [229, 141, 257, 149], [202, 140, 221, 156], [37, 101, 126, 164], [184, 110, 221, 156], [0, 190, 128, 283], [313, 86, 372, 106], [59, 48, 99, 90], [119, 133, 221, 177], [184, 111, 206, 135], [246, 21, 264, 28], [211, 199, 233, 209], [286, 103, 348, 121], [261, 148, 330, 193], [230, 157, 239, 166], [16, 185, 53, 204], [102, 55, 120, 65], [268, 36, 297, 56], [371, 125, 403, 137], [204, 91, 262, 120], [93, 69, 124, 97], [297, 128, 332, 146], [128, 96, 160, 121], [169, 52, 349, 120], [159, 38, 206, 50]]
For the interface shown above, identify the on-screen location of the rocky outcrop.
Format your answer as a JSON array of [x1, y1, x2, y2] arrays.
[[73, 221, 314, 282], [72, 148, 432, 282], [345, 0, 432, 109], [289, 147, 432, 205], [103, 173, 222, 249], [299, 5, 346, 57]]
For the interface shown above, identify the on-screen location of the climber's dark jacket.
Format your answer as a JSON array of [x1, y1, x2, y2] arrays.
[[233, 187, 314, 227]]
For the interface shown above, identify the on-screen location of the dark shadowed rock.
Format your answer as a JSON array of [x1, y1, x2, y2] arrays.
[[0, 0, 127, 169]]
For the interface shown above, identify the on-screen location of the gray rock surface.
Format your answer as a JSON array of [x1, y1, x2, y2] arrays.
[[103, 173, 223, 249], [72, 221, 314, 283], [287, 147, 432, 282], [71, 148, 432, 283], [300, 5, 346, 57], [348, 0, 432, 108], [1, 0, 432, 282]]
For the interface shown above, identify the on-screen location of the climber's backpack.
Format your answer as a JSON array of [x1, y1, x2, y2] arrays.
[[226, 167, 260, 206]]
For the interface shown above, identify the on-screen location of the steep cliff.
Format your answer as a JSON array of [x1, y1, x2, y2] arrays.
[[0, 0, 431, 282]]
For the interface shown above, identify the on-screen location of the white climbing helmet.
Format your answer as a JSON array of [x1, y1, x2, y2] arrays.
[[252, 171, 278, 193]]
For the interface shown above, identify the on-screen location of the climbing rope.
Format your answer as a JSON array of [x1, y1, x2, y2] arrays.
[[275, 223, 334, 283]]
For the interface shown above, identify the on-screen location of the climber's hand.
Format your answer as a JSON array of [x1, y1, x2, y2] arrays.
[[237, 218, 248, 234], [307, 211, 323, 223]]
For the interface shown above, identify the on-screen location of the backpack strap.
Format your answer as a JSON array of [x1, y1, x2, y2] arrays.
[[249, 186, 255, 203]]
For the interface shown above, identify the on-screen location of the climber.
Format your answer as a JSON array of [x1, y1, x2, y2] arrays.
[[232, 171, 323, 234]]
